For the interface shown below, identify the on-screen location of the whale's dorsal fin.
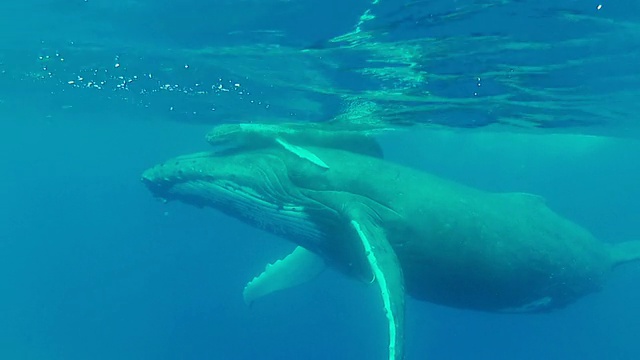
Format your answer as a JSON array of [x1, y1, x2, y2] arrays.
[[348, 206, 405, 360], [243, 246, 326, 305]]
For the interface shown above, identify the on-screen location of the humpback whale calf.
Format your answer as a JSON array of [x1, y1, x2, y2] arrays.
[[142, 127, 640, 360]]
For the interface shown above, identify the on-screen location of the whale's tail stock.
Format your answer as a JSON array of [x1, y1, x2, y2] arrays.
[[610, 240, 640, 268]]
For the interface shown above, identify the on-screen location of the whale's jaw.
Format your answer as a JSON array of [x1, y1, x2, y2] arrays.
[[141, 150, 326, 247]]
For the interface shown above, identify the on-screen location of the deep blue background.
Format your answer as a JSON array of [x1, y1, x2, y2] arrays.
[[1, 1, 639, 359], [2, 116, 638, 360]]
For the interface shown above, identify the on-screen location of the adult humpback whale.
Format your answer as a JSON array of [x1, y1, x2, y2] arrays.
[[142, 128, 640, 360]]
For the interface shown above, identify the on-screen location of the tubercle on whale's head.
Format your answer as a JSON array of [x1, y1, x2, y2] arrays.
[[146, 148, 317, 210], [141, 151, 213, 203], [141, 148, 327, 247], [141, 150, 294, 204]]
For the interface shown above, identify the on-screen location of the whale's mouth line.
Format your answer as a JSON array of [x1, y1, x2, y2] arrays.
[[204, 179, 324, 244], [142, 150, 328, 247]]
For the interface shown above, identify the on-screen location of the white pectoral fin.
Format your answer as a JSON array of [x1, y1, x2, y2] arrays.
[[243, 246, 326, 305], [275, 138, 330, 169], [350, 214, 405, 360]]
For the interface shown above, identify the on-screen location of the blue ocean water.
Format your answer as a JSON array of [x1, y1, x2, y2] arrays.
[[1, 1, 639, 359]]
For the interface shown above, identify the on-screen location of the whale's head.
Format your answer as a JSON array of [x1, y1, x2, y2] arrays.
[[141, 149, 327, 246]]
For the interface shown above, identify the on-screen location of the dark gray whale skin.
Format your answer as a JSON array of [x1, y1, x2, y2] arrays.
[[142, 145, 638, 312], [142, 141, 640, 360]]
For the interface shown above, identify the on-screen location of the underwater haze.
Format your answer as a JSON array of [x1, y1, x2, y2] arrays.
[[1, 1, 639, 359]]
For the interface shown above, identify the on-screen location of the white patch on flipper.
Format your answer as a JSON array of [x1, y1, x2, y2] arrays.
[[351, 219, 397, 360], [243, 246, 326, 305], [275, 138, 330, 169]]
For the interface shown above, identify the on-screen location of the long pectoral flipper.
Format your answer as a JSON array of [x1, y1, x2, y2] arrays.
[[349, 211, 405, 360]]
